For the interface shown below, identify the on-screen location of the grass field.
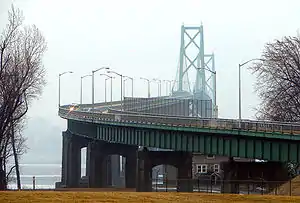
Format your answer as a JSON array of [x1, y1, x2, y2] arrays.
[[1, 191, 300, 202]]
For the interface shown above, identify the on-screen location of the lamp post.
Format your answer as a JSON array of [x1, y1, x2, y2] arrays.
[[123, 76, 133, 97], [80, 74, 92, 104], [58, 71, 73, 107], [92, 67, 109, 109], [153, 79, 161, 97], [104, 78, 109, 103], [140, 77, 150, 98], [238, 58, 261, 128], [100, 74, 114, 105], [123, 78, 129, 98], [163, 80, 172, 96], [107, 70, 123, 102]]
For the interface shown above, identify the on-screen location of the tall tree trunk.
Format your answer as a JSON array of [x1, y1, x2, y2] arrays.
[[0, 157, 6, 190], [11, 124, 21, 189]]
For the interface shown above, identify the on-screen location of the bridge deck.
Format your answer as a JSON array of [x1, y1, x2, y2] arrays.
[[60, 101, 300, 140]]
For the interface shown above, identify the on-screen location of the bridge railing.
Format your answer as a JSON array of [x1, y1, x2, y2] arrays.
[[59, 101, 122, 110], [110, 99, 212, 118], [58, 105, 300, 136], [123, 96, 191, 112]]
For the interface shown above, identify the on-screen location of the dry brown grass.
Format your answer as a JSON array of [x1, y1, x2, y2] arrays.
[[270, 176, 300, 196], [1, 191, 300, 202]]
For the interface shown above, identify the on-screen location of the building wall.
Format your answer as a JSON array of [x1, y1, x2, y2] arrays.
[[161, 154, 254, 181], [192, 154, 254, 178], [146, 150, 255, 182]]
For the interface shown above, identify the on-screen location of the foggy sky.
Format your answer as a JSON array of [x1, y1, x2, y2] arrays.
[[1, 0, 300, 162]]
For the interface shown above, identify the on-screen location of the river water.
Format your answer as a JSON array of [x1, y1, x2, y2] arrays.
[[7, 164, 85, 189]]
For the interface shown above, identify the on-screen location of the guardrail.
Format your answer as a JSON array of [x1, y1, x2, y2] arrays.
[[123, 95, 192, 112], [69, 97, 176, 112], [123, 98, 212, 118], [127, 99, 187, 112], [58, 105, 300, 136]]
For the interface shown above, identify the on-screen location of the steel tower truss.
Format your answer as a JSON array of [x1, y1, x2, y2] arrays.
[[173, 24, 217, 117]]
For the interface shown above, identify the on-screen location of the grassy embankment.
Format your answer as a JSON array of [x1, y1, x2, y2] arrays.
[[1, 191, 300, 202], [271, 175, 300, 196]]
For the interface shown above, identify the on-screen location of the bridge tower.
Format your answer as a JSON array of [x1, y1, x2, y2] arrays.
[[172, 24, 218, 117]]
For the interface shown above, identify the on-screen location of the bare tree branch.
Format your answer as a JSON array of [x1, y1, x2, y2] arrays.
[[249, 36, 300, 122], [6, 165, 15, 180]]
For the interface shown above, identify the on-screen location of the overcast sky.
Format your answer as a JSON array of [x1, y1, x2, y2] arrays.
[[1, 0, 300, 127]]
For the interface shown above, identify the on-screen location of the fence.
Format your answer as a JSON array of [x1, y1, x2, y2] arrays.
[[7, 175, 59, 190], [7, 175, 300, 195], [150, 178, 300, 196]]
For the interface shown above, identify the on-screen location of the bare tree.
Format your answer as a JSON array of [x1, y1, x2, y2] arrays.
[[249, 36, 300, 177], [249, 36, 300, 122], [0, 5, 47, 190]]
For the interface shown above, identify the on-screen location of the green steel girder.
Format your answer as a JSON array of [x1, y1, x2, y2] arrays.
[[65, 115, 300, 141], [67, 120, 97, 139], [67, 119, 300, 163]]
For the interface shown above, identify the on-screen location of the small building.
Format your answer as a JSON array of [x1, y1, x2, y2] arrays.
[[160, 154, 254, 181], [192, 154, 254, 178]]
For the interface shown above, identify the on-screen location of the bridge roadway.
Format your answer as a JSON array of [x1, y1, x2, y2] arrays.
[[58, 98, 300, 192]]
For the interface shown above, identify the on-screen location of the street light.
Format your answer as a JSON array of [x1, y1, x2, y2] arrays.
[[105, 78, 110, 103], [140, 77, 151, 98], [80, 74, 92, 104], [123, 75, 133, 97], [238, 58, 261, 128], [153, 79, 162, 97], [123, 77, 129, 98], [58, 71, 73, 107], [92, 67, 109, 108], [163, 80, 172, 96], [107, 70, 123, 102], [100, 74, 114, 105]]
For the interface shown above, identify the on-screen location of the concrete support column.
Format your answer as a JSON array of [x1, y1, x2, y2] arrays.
[[125, 151, 137, 188], [64, 133, 81, 188], [111, 155, 121, 187], [136, 148, 152, 192], [177, 152, 193, 192], [104, 155, 112, 187], [101, 155, 111, 187], [221, 157, 238, 194], [60, 131, 69, 186], [87, 141, 104, 188]]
